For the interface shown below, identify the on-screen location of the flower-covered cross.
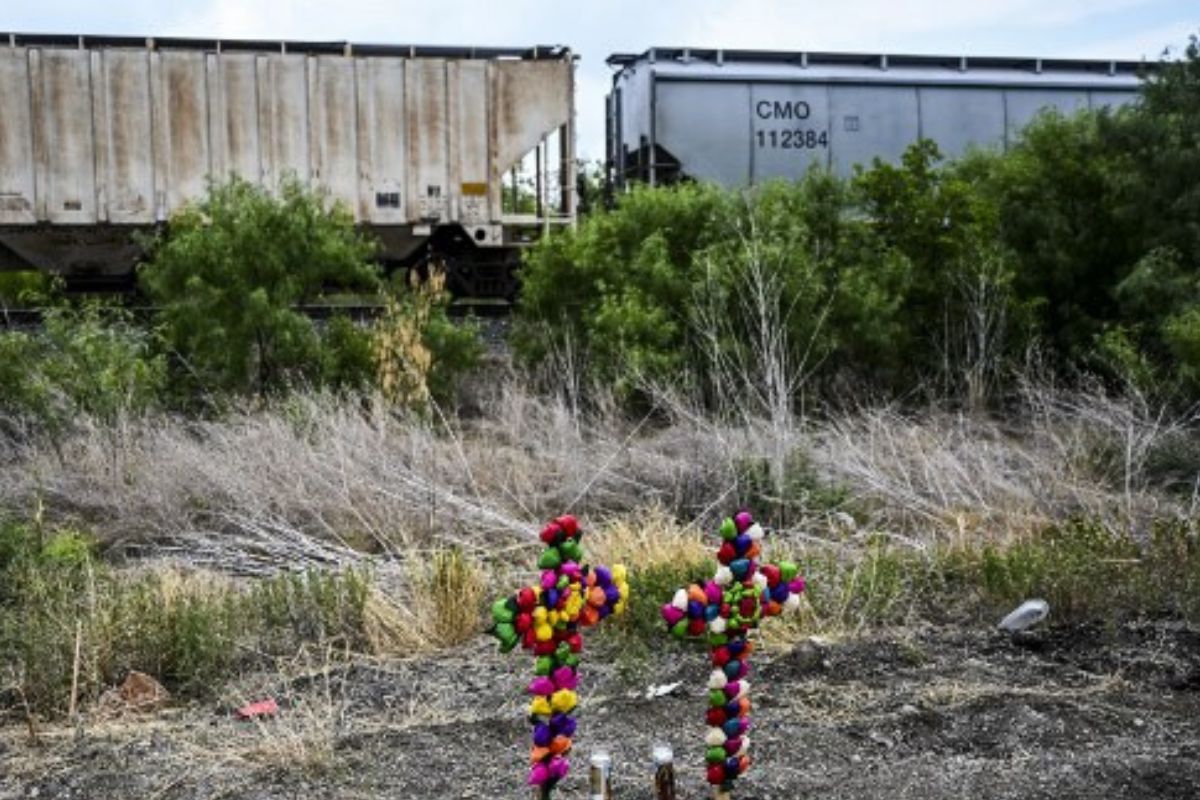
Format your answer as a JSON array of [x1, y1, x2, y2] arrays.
[[488, 514, 629, 798], [660, 510, 805, 795]]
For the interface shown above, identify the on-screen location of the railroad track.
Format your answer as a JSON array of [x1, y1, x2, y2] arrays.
[[0, 302, 514, 361], [1, 299, 511, 326]]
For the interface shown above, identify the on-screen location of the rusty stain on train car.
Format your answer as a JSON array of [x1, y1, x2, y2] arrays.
[[220, 55, 261, 184], [164, 53, 210, 211], [102, 51, 153, 221], [43, 50, 97, 223], [0, 49, 35, 222]]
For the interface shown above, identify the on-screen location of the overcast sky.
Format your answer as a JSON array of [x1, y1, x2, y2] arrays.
[[5, 1, 1196, 159]]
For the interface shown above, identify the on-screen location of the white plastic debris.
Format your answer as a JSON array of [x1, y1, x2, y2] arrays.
[[644, 681, 683, 700], [998, 599, 1050, 632]]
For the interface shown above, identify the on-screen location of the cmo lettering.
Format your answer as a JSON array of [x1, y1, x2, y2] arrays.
[[755, 100, 811, 120]]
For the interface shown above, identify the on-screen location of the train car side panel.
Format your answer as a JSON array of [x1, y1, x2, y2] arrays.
[[359, 57, 408, 224], [259, 54, 311, 190], [406, 58, 450, 223], [1003, 88, 1089, 141], [608, 49, 1145, 189], [492, 60, 572, 184], [0, 49, 36, 225], [311, 55, 360, 212], [1090, 90, 1137, 109], [829, 85, 920, 176], [455, 60, 490, 227], [0, 36, 576, 293], [100, 49, 154, 223], [158, 52, 211, 216], [917, 87, 1007, 158], [214, 54, 263, 186], [656, 81, 750, 187], [39, 49, 97, 224]]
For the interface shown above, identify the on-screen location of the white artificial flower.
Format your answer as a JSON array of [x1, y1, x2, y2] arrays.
[[672, 589, 689, 611]]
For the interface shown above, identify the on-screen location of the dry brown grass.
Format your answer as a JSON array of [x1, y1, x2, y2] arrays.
[[364, 547, 486, 655], [232, 649, 348, 775], [811, 390, 1194, 545], [587, 507, 709, 572], [0, 378, 1194, 578]]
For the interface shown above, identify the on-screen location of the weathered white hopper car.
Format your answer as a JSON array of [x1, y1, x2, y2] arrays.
[[606, 48, 1144, 188], [0, 34, 576, 296]]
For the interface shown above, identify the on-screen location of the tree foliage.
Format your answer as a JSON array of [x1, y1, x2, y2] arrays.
[[514, 172, 932, 406], [139, 177, 381, 398], [0, 306, 166, 437], [515, 31, 1200, 408]]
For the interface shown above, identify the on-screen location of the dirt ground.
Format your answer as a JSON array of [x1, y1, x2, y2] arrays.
[[3, 621, 1199, 800]]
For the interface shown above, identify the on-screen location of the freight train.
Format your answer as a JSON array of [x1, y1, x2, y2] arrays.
[[0, 33, 575, 297], [606, 48, 1143, 188], [0, 34, 1149, 297]]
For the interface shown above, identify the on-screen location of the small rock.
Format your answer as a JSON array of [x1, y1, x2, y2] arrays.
[[899, 704, 919, 716], [122, 672, 169, 708], [868, 731, 895, 748], [98, 671, 170, 716]]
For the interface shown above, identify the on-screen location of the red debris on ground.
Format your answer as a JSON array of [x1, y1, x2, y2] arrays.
[[235, 698, 279, 720]]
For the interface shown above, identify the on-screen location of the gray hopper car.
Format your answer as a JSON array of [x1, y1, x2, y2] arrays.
[[606, 48, 1144, 188], [0, 33, 577, 296]]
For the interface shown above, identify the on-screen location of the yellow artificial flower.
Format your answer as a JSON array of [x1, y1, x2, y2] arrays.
[[550, 689, 577, 714]]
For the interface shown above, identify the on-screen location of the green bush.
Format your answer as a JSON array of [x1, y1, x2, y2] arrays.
[[734, 450, 853, 527], [513, 181, 730, 396], [0, 518, 372, 714], [515, 149, 1038, 408], [595, 556, 715, 679], [974, 519, 1200, 621], [768, 518, 1200, 637], [514, 171, 926, 405], [1163, 306, 1200, 391], [0, 271, 57, 308], [373, 270, 483, 409], [139, 176, 382, 399], [318, 314, 377, 391], [0, 305, 166, 437], [139, 176, 480, 406]]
